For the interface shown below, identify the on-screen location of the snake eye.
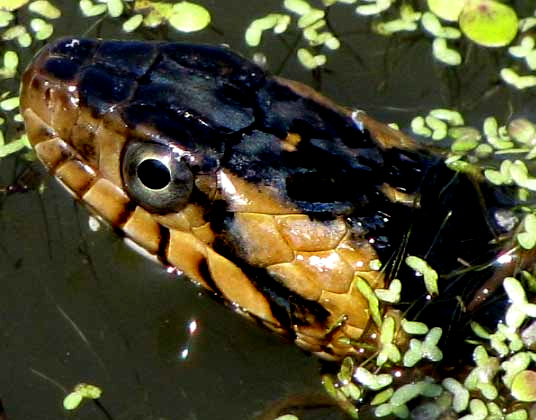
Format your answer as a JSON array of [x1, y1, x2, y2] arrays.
[[122, 140, 194, 214]]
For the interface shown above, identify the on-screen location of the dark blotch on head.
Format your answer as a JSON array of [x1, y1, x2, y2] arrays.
[[50, 38, 97, 63], [286, 172, 349, 203], [95, 41, 158, 78], [160, 43, 265, 89], [43, 57, 81, 81], [132, 57, 255, 133], [79, 65, 135, 114], [383, 148, 439, 194]]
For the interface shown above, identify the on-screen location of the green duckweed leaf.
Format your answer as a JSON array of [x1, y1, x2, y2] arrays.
[[169, 2, 210, 33], [427, 0, 464, 22], [63, 392, 83, 410], [511, 370, 536, 402], [0, 0, 29, 11], [459, 0, 518, 47]]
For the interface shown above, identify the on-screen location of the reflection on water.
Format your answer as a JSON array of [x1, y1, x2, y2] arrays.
[[1, 1, 536, 419]]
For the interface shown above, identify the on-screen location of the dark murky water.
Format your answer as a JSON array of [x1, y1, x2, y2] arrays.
[[1, 1, 535, 419]]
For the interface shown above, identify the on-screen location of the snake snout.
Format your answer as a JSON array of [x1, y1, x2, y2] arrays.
[[20, 38, 92, 148]]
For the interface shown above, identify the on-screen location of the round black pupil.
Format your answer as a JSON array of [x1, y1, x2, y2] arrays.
[[137, 159, 171, 190]]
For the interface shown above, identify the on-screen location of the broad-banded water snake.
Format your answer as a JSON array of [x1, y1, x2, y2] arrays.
[[20, 37, 523, 361]]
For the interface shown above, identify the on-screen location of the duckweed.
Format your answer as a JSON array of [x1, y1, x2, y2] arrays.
[[30, 18, 53, 40], [0, 10, 14, 27], [0, 96, 18, 111], [62, 392, 83, 410], [326, 265, 536, 418], [501, 68, 536, 90], [0, 50, 17, 78], [405, 255, 439, 296], [373, 4, 421, 36], [442, 378, 469, 412], [0, 0, 29, 11], [354, 367, 393, 390], [402, 327, 443, 367], [356, 0, 392, 16], [422, 12, 460, 39], [106, 0, 123, 18], [79, 0, 107, 17], [400, 319, 428, 335], [283, 0, 310, 15], [410, 116, 432, 137], [375, 18, 417, 35], [502, 352, 531, 388], [245, 14, 290, 47], [459, 0, 518, 48], [432, 37, 462, 66], [430, 108, 464, 126], [509, 36, 535, 58], [0, 134, 30, 157], [74, 383, 102, 399], [2, 24, 25, 40], [169, 2, 211, 33], [28, 0, 60, 18], [297, 9, 324, 28], [296, 48, 326, 69], [376, 316, 401, 366], [375, 278, 401, 303], [63, 383, 102, 410], [511, 370, 536, 402], [508, 118, 536, 145], [122, 13, 143, 32], [355, 276, 382, 327], [426, 0, 464, 22]]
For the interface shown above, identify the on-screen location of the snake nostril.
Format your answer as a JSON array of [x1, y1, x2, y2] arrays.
[[137, 158, 171, 190], [30, 76, 41, 91]]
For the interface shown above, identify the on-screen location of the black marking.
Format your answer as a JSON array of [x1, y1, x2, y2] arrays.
[[241, 264, 330, 335], [159, 43, 265, 89], [131, 56, 256, 133], [157, 225, 171, 265], [197, 258, 223, 297], [211, 233, 330, 334], [383, 148, 439, 194], [203, 199, 230, 234], [58, 159, 98, 197], [43, 57, 81, 81], [381, 162, 516, 362], [50, 37, 98, 63], [46, 148, 78, 174], [94, 40, 158, 78], [78, 65, 136, 115], [115, 199, 138, 229], [256, 78, 365, 142]]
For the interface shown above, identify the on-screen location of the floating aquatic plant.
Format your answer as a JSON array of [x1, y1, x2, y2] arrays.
[[245, 0, 340, 69], [63, 383, 102, 410], [28, 0, 60, 19], [130, 0, 211, 32], [0, 0, 29, 11], [325, 272, 536, 419], [459, 0, 518, 48]]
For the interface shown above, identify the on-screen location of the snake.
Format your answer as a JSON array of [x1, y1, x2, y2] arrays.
[[20, 38, 521, 361]]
